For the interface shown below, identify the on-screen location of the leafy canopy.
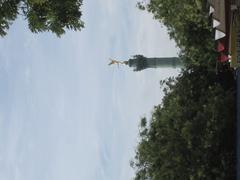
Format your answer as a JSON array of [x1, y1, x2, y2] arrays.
[[0, 0, 84, 37], [132, 0, 236, 179], [131, 66, 236, 180], [137, 0, 215, 67]]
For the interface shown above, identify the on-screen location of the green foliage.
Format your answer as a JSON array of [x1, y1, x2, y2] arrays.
[[138, 0, 210, 46], [132, 0, 237, 179], [0, 0, 84, 37], [132, 66, 236, 180], [0, 0, 20, 36], [137, 0, 216, 68]]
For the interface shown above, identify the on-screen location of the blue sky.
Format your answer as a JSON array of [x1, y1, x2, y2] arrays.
[[0, 0, 178, 180]]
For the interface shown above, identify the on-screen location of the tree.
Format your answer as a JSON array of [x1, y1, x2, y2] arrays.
[[131, 66, 236, 180], [131, 1, 236, 179], [137, 0, 216, 68], [0, 0, 20, 36], [0, 0, 84, 37]]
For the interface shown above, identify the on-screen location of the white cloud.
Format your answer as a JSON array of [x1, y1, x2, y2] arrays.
[[0, 1, 179, 180]]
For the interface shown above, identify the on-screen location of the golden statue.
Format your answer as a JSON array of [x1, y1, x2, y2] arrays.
[[108, 58, 128, 66]]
